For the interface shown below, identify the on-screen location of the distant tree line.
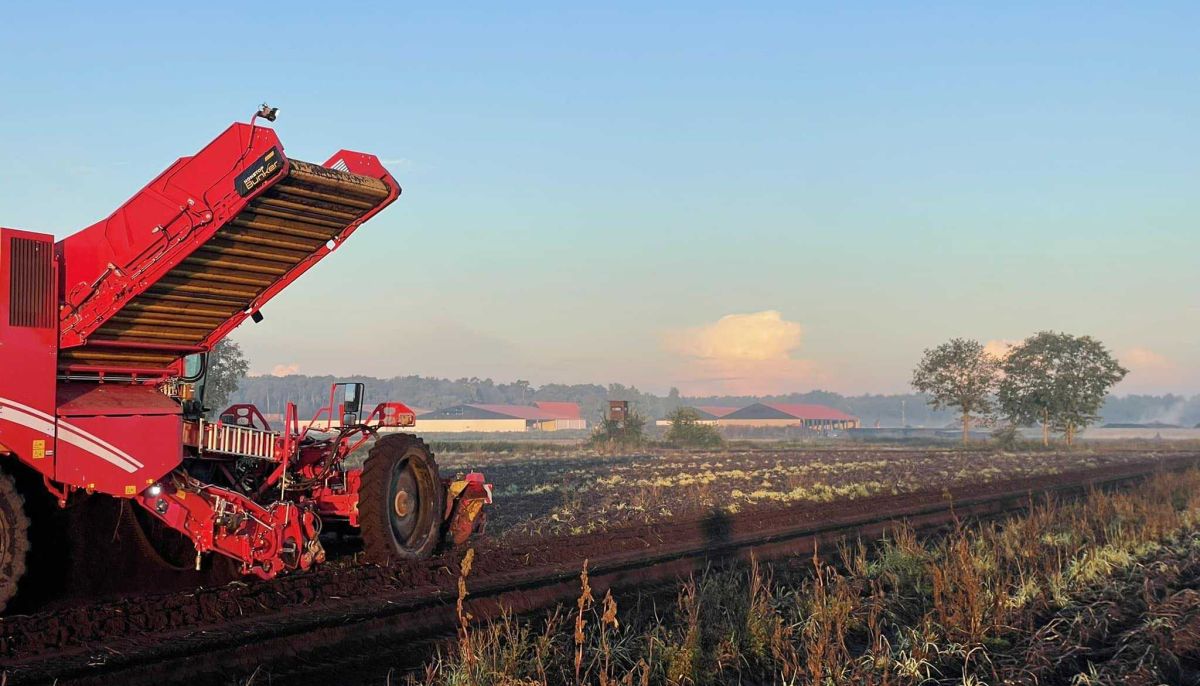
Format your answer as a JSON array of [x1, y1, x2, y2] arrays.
[[229, 373, 964, 426], [1100, 394, 1200, 427], [221, 349, 1198, 429]]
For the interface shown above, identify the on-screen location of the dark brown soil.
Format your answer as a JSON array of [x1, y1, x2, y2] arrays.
[[444, 447, 1175, 538], [1, 451, 1196, 685]]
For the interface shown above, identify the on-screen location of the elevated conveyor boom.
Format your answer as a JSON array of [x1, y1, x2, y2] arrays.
[[56, 123, 400, 378]]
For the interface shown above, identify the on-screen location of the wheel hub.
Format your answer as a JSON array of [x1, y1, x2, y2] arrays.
[[394, 490, 411, 518], [391, 466, 419, 542], [359, 436, 445, 564]]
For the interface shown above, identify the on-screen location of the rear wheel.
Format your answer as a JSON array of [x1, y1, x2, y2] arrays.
[[0, 469, 30, 612], [359, 435, 444, 563]]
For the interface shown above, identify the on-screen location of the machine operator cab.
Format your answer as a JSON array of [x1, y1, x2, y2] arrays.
[[178, 352, 208, 421]]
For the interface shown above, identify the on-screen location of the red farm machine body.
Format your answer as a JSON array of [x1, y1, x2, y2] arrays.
[[0, 114, 489, 608]]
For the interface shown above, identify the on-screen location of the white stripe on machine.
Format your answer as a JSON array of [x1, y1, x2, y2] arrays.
[[0, 396, 143, 473]]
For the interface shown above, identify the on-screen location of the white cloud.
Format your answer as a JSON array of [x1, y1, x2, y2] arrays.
[[270, 363, 300, 377], [662, 311, 825, 394], [665, 311, 802, 361], [1122, 347, 1171, 372]]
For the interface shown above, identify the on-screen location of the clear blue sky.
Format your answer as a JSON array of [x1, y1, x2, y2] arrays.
[[2, 2, 1196, 395]]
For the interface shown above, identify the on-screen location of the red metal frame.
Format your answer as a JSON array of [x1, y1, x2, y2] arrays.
[[0, 117, 486, 582], [365, 402, 417, 428], [134, 479, 323, 578], [219, 404, 273, 431]]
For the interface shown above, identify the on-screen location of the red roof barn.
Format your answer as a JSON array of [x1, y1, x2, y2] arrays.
[[719, 402, 859, 429]]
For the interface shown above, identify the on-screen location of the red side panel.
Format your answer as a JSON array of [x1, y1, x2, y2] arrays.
[[57, 382, 182, 416], [0, 229, 58, 477], [54, 383, 181, 495]]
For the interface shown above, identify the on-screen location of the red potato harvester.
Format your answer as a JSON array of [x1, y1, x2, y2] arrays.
[[0, 107, 491, 608]]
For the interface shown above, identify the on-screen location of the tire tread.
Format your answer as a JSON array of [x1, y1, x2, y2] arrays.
[[0, 468, 31, 612], [359, 434, 443, 564]]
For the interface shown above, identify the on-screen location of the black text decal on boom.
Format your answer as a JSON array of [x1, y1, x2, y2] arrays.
[[235, 147, 284, 197]]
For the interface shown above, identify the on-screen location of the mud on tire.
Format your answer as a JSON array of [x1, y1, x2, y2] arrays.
[[359, 434, 444, 564], [0, 467, 31, 612]]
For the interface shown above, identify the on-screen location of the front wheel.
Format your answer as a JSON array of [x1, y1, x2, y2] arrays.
[[358, 435, 445, 564]]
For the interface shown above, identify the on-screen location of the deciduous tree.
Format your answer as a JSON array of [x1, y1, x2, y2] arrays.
[[999, 332, 1126, 446], [206, 339, 249, 416], [912, 338, 999, 444], [664, 407, 723, 448]]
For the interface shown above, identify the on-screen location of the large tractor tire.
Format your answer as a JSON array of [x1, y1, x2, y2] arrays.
[[359, 434, 445, 564], [0, 470, 30, 612]]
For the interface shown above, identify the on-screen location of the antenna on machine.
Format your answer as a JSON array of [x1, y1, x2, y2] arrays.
[[254, 103, 279, 123]]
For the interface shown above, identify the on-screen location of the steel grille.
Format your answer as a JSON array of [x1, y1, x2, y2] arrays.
[[8, 237, 54, 328]]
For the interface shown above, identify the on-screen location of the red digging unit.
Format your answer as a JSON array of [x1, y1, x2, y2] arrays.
[[0, 108, 490, 610]]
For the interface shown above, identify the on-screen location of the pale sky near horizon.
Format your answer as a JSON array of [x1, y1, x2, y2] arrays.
[[1, 3, 1196, 396]]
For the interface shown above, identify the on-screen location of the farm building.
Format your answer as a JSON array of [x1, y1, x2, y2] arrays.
[[415, 401, 585, 433], [717, 403, 860, 430], [530, 401, 586, 430], [654, 406, 740, 427]]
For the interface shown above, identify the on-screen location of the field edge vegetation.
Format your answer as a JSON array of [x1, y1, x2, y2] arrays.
[[417, 467, 1200, 686]]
